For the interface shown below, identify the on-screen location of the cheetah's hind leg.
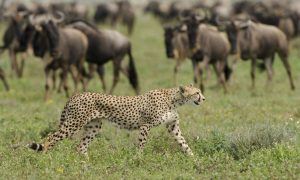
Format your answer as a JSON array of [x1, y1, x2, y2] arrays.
[[77, 119, 102, 156], [28, 118, 88, 153]]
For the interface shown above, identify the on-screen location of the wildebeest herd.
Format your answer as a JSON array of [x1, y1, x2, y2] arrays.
[[0, 0, 299, 100]]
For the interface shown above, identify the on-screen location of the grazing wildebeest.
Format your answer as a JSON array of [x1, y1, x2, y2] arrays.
[[231, 1, 298, 39], [94, 1, 135, 35], [278, 15, 295, 41], [144, 1, 196, 23], [67, 20, 140, 94], [94, 2, 118, 25], [29, 13, 88, 100], [163, 25, 190, 85], [222, 19, 295, 90], [117, 0, 135, 35], [183, 15, 231, 93], [0, 10, 30, 77]]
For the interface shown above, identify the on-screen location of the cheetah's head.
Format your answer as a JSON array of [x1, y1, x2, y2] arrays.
[[179, 84, 205, 105]]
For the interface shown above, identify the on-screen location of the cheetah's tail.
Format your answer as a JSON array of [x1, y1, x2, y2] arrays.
[[27, 142, 44, 152]]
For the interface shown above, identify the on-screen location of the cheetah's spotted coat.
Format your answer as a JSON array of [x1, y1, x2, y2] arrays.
[[29, 85, 205, 156]]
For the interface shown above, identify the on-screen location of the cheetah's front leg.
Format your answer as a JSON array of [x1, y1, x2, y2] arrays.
[[138, 124, 152, 151], [167, 120, 194, 156]]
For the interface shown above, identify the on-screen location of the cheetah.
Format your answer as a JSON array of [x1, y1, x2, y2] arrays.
[[28, 84, 205, 156]]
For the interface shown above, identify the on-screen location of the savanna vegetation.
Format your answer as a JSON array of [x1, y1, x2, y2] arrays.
[[0, 13, 299, 179]]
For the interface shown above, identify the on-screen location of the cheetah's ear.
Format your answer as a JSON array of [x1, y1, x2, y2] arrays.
[[179, 85, 185, 93], [189, 83, 193, 87]]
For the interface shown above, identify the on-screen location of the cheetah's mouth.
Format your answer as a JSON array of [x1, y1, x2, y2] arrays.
[[194, 96, 201, 105]]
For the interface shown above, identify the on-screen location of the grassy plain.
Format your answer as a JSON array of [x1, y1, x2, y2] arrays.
[[0, 14, 299, 179]]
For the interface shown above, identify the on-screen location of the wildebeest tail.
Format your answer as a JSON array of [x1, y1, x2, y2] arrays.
[[27, 142, 44, 152], [224, 61, 232, 81], [127, 45, 139, 93]]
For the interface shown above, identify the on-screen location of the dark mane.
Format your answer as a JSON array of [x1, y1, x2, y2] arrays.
[[43, 21, 60, 54]]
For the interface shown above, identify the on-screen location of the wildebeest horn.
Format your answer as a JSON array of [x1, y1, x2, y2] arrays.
[[17, 11, 28, 18], [29, 14, 49, 26], [215, 16, 230, 26], [51, 11, 65, 23], [236, 19, 251, 29]]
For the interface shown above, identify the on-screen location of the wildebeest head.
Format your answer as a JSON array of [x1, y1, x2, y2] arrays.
[[163, 24, 187, 58], [18, 23, 35, 52], [29, 12, 64, 58], [183, 14, 206, 50], [164, 26, 175, 58], [1, 10, 30, 51], [233, 19, 253, 56], [225, 21, 239, 54], [144, 1, 160, 14], [216, 16, 251, 54]]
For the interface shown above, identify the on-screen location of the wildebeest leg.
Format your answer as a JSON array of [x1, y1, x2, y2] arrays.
[[173, 60, 181, 85], [192, 60, 199, 85], [212, 63, 221, 85], [0, 67, 9, 91], [88, 63, 96, 79], [62, 69, 70, 98], [17, 52, 27, 78], [9, 49, 18, 77], [109, 60, 121, 94], [204, 63, 211, 81], [70, 65, 79, 92], [199, 56, 210, 92], [231, 53, 240, 71], [278, 54, 295, 90], [216, 60, 228, 93], [264, 57, 273, 89], [44, 65, 53, 101], [250, 58, 257, 89], [76, 58, 88, 92], [57, 71, 64, 93], [199, 68, 205, 92], [52, 71, 57, 90], [97, 65, 106, 92]]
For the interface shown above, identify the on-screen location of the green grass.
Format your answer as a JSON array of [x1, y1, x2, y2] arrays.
[[0, 13, 300, 179]]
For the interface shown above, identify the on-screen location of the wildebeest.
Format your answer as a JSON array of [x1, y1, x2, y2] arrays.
[[117, 0, 135, 35], [0, 9, 30, 78], [94, 2, 118, 25], [144, 0, 197, 23], [94, 1, 135, 35], [278, 16, 295, 41], [231, 1, 299, 39], [183, 15, 231, 93], [221, 19, 295, 90], [67, 20, 140, 94], [29, 13, 88, 100], [164, 25, 190, 85]]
